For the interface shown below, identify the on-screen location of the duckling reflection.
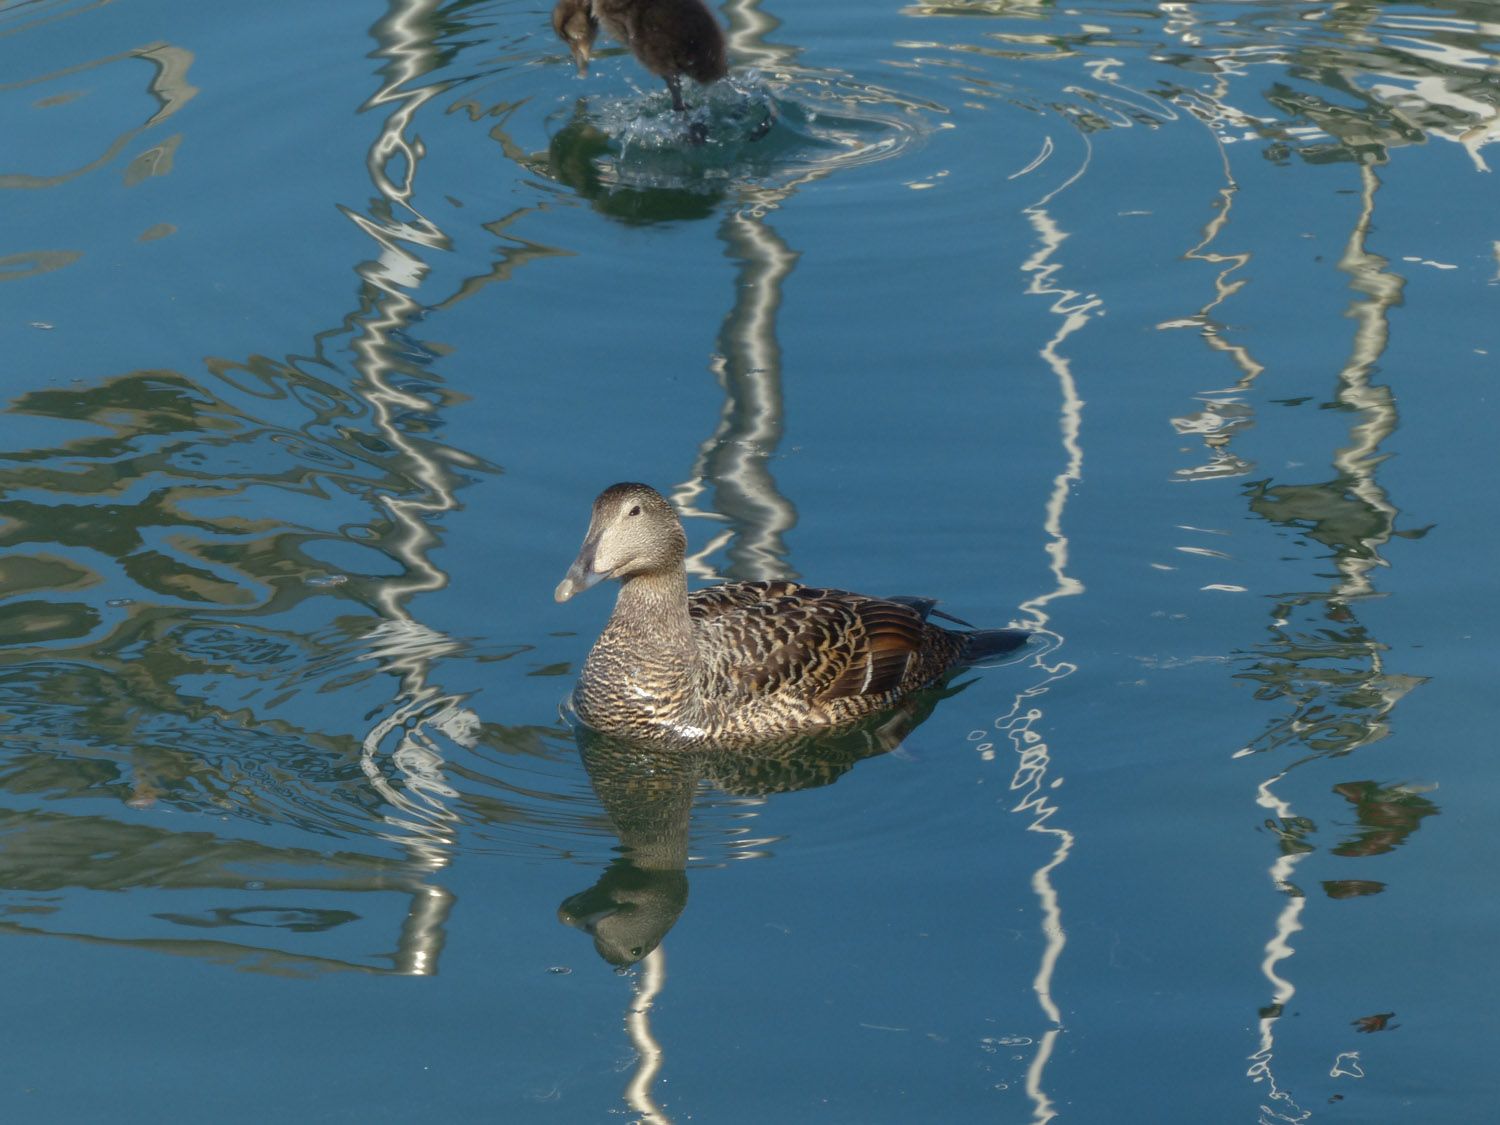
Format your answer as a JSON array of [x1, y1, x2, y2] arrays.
[[544, 106, 725, 223], [552, 0, 728, 119], [559, 688, 956, 966]]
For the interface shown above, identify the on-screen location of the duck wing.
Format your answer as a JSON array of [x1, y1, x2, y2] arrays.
[[689, 581, 934, 704]]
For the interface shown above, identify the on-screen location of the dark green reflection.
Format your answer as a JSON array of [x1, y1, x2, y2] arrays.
[[1328, 779, 1438, 858], [542, 107, 726, 224], [1234, 467, 1430, 763]]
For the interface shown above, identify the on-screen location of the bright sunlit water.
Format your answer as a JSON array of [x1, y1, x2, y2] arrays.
[[3, 0, 1499, 1120]]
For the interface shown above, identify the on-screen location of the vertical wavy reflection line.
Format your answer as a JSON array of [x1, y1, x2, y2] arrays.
[[1246, 772, 1311, 1125], [1176, 98, 1260, 393], [1144, 39, 1316, 1107], [671, 1, 821, 585], [624, 946, 671, 1124], [1240, 160, 1407, 1113], [992, 134, 1098, 1125], [345, 0, 477, 949], [671, 0, 937, 579], [1329, 161, 1401, 599], [673, 201, 801, 583], [1162, 73, 1265, 481], [1157, 60, 1310, 1110], [1014, 142, 1092, 633]]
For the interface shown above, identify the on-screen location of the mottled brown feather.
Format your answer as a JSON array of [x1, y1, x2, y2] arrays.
[[557, 484, 1027, 746], [555, 0, 727, 88]]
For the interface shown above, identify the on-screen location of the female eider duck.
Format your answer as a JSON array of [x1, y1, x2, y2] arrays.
[[552, 0, 728, 114], [554, 483, 1030, 746]]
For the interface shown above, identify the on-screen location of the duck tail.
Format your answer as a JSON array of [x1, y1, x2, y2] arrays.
[[960, 627, 1031, 666]]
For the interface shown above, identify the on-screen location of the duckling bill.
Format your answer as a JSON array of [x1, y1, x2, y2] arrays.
[[555, 483, 1030, 746], [552, 0, 728, 114]]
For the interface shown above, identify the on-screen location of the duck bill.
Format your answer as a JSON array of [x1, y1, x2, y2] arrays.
[[568, 42, 591, 77], [554, 536, 608, 602], [557, 900, 620, 932]]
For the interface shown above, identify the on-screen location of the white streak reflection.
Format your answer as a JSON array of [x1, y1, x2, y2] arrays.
[[1245, 773, 1311, 1125], [990, 130, 1101, 1125], [675, 202, 801, 583], [1163, 70, 1263, 482], [624, 947, 671, 1124], [1014, 134, 1093, 632], [344, 0, 494, 974], [1330, 161, 1401, 599]]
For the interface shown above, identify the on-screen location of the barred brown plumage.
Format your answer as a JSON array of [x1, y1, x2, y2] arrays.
[[554, 483, 1030, 746]]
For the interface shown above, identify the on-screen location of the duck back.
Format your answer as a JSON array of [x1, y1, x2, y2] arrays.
[[593, 0, 727, 85]]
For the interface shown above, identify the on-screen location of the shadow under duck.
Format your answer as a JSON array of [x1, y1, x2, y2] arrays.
[[554, 483, 1030, 746], [552, 0, 728, 114]]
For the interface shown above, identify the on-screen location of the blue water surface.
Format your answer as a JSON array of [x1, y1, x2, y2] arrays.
[[3, 0, 1499, 1120]]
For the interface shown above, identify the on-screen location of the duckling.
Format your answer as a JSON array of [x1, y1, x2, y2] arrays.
[[554, 483, 1030, 746], [552, 0, 728, 114]]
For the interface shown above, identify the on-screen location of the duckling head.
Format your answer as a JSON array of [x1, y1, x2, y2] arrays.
[[555, 483, 687, 602], [551, 0, 599, 77]]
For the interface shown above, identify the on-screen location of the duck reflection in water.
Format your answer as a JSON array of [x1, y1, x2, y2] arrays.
[[543, 107, 726, 223], [559, 689, 960, 967], [552, 0, 727, 142]]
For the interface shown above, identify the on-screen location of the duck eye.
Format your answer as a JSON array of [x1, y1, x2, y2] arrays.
[[628, 505, 641, 517]]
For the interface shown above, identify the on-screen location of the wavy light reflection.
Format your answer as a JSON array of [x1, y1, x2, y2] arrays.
[[993, 126, 1099, 1125], [1146, 13, 1431, 1102]]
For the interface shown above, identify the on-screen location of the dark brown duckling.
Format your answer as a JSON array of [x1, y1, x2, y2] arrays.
[[554, 483, 1030, 746], [552, 0, 728, 114]]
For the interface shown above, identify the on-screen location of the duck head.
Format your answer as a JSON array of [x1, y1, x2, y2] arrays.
[[558, 859, 690, 967], [551, 0, 599, 77], [555, 483, 687, 602]]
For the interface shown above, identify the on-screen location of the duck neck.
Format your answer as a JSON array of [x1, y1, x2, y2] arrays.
[[607, 565, 693, 652], [578, 564, 697, 724]]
